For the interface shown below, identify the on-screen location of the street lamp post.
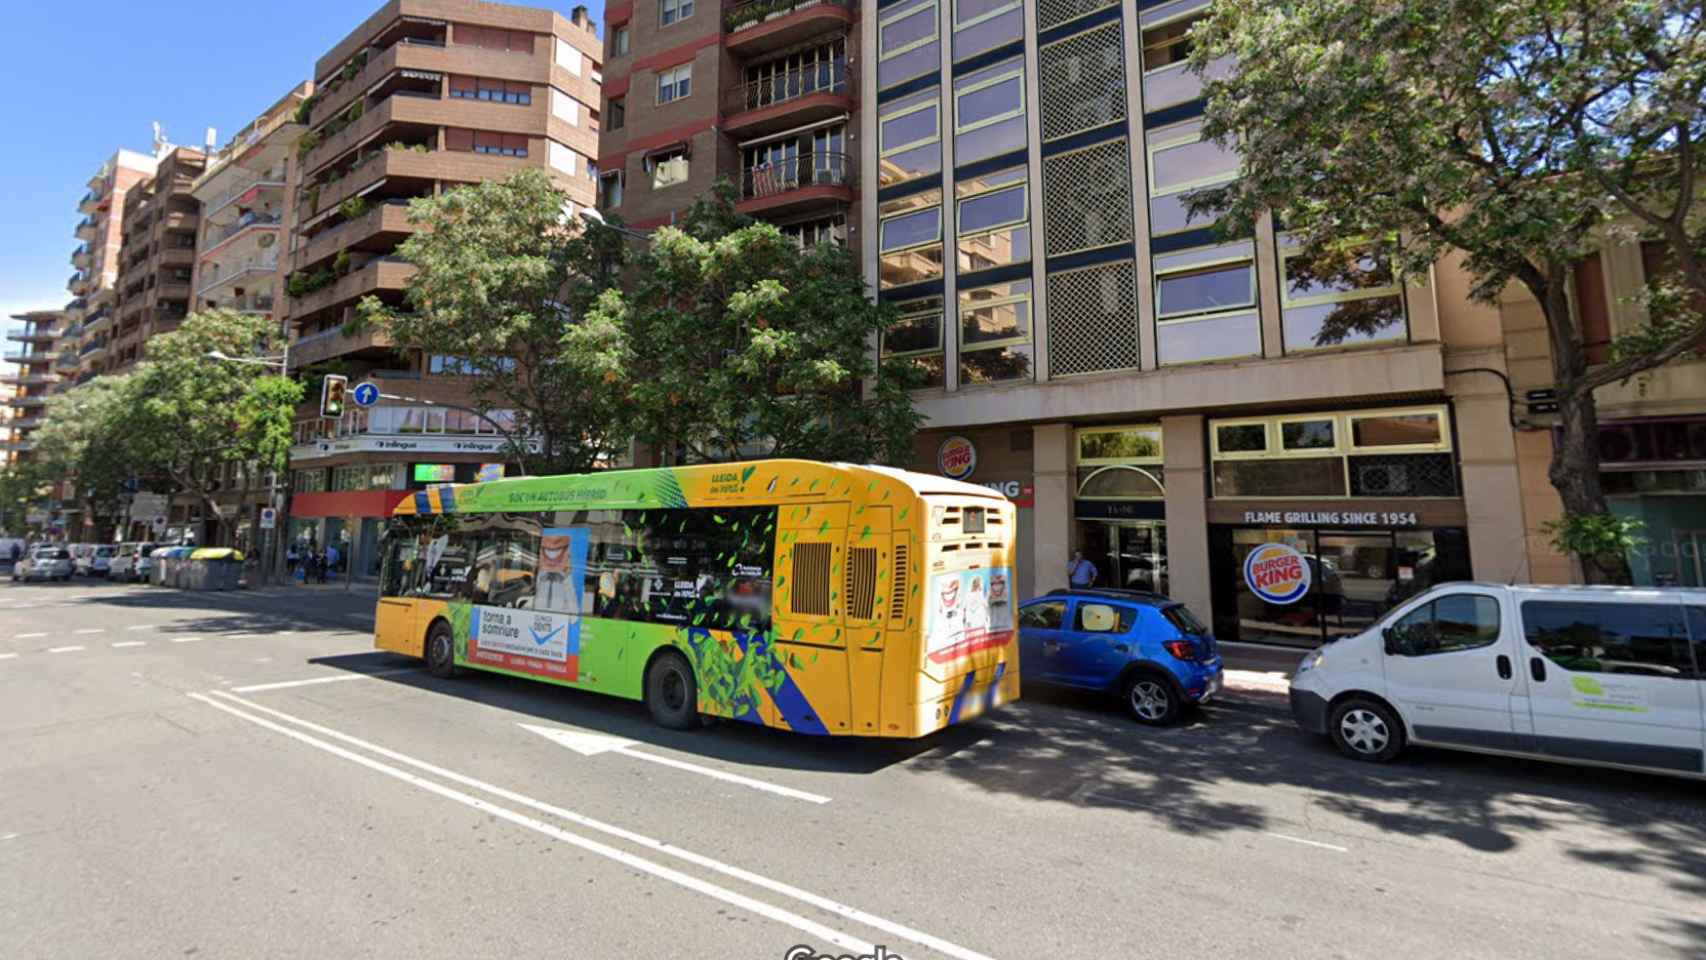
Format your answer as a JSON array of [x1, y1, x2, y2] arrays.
[[205, 337, 291, 587]]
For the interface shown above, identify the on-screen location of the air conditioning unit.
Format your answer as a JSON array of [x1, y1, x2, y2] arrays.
[[1357, 463, 1410, 495]]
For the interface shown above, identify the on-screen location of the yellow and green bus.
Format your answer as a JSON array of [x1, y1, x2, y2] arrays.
[[375, 460, 1019, 737]]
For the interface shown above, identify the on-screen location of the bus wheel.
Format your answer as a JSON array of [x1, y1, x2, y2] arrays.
[[646, 651, 701, 730], [425, 621, 457, 678]]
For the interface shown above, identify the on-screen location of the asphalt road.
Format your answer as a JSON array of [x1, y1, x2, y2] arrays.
[[3, 580, 1703, 960]]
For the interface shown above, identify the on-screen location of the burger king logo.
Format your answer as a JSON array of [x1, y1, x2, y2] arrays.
[[1244, 542, 1312, 605], [937, 435, 977, 480]]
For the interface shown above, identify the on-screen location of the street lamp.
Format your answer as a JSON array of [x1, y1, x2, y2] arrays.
[[205, 342, 293, 585], [205, 349, 286, 368]]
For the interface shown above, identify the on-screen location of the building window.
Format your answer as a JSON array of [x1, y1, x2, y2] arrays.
[[879, 0, 940, 89], [959, 279, 1033, 385], [879, 191, 945, 288], [611, 24, 630, 56], [1140, 10, 1233, 113], [779, 213, 847, 249], [600, 171, 624, 210], [648, 149, 690, 189], [657, 64, 692, 104], [608, 96, 625, 130], [1209, 406, 1455, 498], [956, 170, 1029, 272], [660, 0, 694, 26], [449, 76, 532, 104], [1280, 241, 1407, 352], [881, 296, 946, 388], [743, 40, 848, 109], [1075, 425, 1165, 500], [1147, 118, 1238, 236], [877, 88, 942, 187], [953, 59, 1027, 166], [953, 0, 1023, 61], [1154, 240, 1262, 364]]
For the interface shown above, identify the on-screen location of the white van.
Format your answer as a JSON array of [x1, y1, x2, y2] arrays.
[[1290, 584, 1706, 779]]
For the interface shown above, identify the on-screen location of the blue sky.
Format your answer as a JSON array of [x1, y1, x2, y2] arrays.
[[0, 0, 602, 330]]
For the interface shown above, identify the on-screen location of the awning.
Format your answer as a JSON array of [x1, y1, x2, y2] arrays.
[[737, 114, 850, 149]]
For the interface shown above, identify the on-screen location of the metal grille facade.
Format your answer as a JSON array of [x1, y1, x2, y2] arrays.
[[1038, 0, 1120, 32], [1038, 22, 1128, 142], [1048, 259, 1140, 376], [1042, 138, 1135, 256]]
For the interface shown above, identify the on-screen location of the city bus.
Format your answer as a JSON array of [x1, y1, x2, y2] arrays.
[[374, 460, 1019, 737]]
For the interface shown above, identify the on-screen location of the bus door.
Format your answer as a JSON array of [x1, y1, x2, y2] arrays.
[[772, 501, 851, 734], [375, 531, 425, 657], [843, 506, 893, 735]]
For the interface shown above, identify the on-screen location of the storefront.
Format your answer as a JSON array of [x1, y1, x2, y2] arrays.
[[1202, 404, 1474, 647], [1071, 425, 1167, 593], [919, 428, 1038, 600], [1596, 415, 1706, 587]]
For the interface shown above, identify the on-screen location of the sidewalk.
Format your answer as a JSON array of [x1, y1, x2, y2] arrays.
[[1218, 641, 1301, 700]]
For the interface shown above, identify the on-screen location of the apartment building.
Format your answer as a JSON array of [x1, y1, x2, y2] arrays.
[[282, 0, 603, 574], [2, 311, 66, 464], [110, 146, 208, 375], [597, 0, 858, 248], [191, 84, 315, 322], [67, 149, 158, 386], [849, 0, 1706, 644]]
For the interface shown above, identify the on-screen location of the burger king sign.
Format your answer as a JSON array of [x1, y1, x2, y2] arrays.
[[1244, 542, 1312, 605], [937, 435, 977, 480]]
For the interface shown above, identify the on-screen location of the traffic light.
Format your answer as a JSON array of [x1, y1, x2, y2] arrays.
[[321, 374, 349, 418]]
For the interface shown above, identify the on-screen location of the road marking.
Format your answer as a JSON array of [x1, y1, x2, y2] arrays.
[[111, 641, 147, 648], [190, 693, 881, 956], [73, 628, 105, 635], [230, 669, 417, 693], [16, 632, 47, 639], [126, 625, 154, 631], [1, 832, 18, 841], [208, 691, 992, 960], [170, 637, 202, 644], [344, 613, 370, 620], [0, 653, 17, 660], [1266, 833, 1347, 853], [47, 645, 85, 654], [521, 723, 832, 805]]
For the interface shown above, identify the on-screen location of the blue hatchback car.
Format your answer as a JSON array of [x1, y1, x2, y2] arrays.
[[1018, 589, 1224, 725]]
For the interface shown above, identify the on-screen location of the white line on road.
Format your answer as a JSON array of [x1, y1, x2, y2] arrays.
[[126, 625, 154, 631], [47, 645, 85, 654], [521, 723, 831, 805], [1265, 832, 1348, 853], [231, 670, 417, 693], [15, 632, 47, 639], [170, 637, 202, 644], [111, 641, 147, 649], [344, 613, 370, 620], [73, 628, 105, 635], [189, 693, 883, 956], [207, 691, 993, 960], [0, 653, 17, 660]]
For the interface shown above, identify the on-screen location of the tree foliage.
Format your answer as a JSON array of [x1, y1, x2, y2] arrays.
[[1190, 0, 1705, 581], [28, 375, 144, 533], [352, 169, 632, 474], [592, 184, 922, 464]]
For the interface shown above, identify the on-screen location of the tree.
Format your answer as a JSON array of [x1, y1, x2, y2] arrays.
[[29, 375, 145, 539], [125, 309, 303, 545], [1189, 0, 1705, 582], [592, 184, 922, 464], [352, 169, 632, 475]]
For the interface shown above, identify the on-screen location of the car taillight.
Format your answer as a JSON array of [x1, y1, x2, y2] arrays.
[[1163, 639, 1200, 661]]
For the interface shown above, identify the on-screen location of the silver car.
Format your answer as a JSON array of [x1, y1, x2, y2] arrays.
[[14, 546, 74, 582]]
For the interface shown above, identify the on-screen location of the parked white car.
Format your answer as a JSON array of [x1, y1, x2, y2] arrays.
[[75, 544, 117, 578], [109, 542, 159, 583], [1290, 584, 1706, 779], [13, 546, 74, 582]]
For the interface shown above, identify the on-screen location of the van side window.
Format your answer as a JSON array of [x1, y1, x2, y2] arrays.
[[1389, 594, 1500, 656], [1075, 602, 1135, 634], [1522, 601, 1693, 678]]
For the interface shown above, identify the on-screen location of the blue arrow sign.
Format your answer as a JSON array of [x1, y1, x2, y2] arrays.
[[351, 381, 380, 408]]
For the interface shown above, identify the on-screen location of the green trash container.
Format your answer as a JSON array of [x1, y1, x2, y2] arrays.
[[191, 548, 244, 591]]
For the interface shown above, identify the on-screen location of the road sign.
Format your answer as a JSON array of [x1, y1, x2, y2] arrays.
[[259, 507, 277, 530], [151, 515, 168, 533], [352, 381, 380, 408]]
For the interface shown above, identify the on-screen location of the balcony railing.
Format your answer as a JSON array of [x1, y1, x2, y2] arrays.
[[727, 0, 851, 33], [740, 151, 853, 199], [734, 60, 848, 112], [204, 211, 283, 250]]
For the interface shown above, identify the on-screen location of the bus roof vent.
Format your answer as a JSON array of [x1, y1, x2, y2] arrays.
[[790, 542, 833, 617]]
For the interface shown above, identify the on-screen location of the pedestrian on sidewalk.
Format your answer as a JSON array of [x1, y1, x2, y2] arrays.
[[1068, 551, 1099, 588]]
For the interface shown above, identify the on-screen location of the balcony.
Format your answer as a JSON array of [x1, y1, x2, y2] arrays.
[[54, 352, 80, 372], [71, 245, 90, 269], [9, 416, 45, 430], [287, 323, 398, 370], [201, 178, 288, 223], [1, 372, 58, 386], [8, 325, 62, 343], [75, 217, 96, 241], [287, 257, 416, 323], [292, 199, 416, 272], [83, 310, 112, 335], [725, 0, 855, 56], [303, 87, 448, 175], [79, 337, 109, 359], [308, 34, 454, 129], [201, 211, 282, 251], [198, 260, 280, 298], [723, 60, 853, 138], [738, 150, 855, 216], [301, 146, 444, 223], [66, 272, 88, 294], [78, 191, 97, 215]]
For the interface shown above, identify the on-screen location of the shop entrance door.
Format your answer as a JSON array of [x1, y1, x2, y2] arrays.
[[1078, 521, 1168, 594]]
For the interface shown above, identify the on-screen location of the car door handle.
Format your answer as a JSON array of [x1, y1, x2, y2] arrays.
[[1529, 657, 1546, 683], [1496, 655, 1511, 679], [1112, 643, 1129, 653], [1042, 640, 1061, 654]]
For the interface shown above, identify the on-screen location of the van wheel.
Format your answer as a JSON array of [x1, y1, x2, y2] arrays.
[[425, 621, 457, 678], [646, 651, 701, 730], [1122, 670, 1182, 726], [1329, 698, 1405, 762]]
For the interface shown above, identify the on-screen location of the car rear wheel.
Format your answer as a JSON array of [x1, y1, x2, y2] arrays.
[[1122, 671, 1182, 726], [425, 621, 457, 678], [1329, 698, 1405, 763], [646, 651, 701, 730]]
